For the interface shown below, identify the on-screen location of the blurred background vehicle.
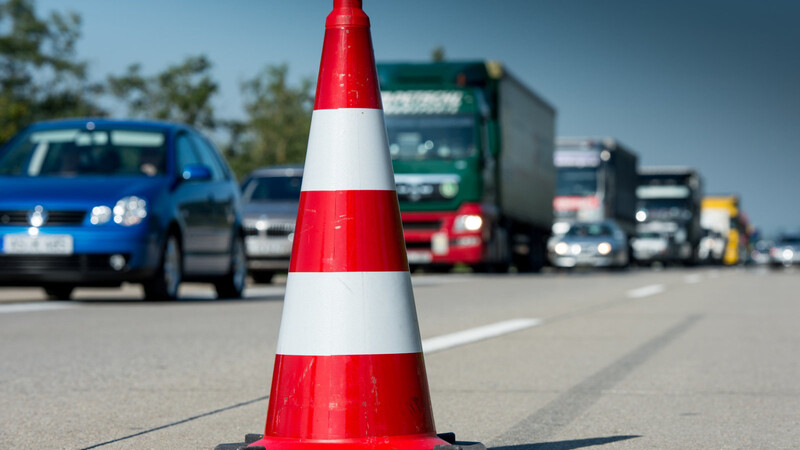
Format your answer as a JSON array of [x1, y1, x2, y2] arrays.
[[378, 61, 556, 273], [697, 228, 726, 264], [749, 238, 774, 265], [552, 137, 638, 251], [0, 119, 245, 300], [630, 231, 673, 264], [240, 165, 302, 284], [769, 233, 800, 268], [548, 220, 629, 269], [635, 167, 704, 265], [701, 195, 748, 265]]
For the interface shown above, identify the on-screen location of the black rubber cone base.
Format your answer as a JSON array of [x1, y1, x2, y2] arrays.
[[214, 432, 485, 450], [215, 434, 264, 450]]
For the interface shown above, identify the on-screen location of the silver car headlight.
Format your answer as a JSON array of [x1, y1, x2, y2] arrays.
[[554, 242, 569, 255], [113, 196, 147, 226], [597, 242, 612, 255]]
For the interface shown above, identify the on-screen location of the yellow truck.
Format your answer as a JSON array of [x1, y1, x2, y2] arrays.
[[700, 196, 746, 265]]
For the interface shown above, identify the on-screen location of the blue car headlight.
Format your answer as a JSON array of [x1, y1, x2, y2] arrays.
[[90, 206, 112, 225], [113, 196, 147, 226]]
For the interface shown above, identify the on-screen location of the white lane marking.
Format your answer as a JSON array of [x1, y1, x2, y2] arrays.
[[422, 318, 542, 354], [626, 284, 666, 298], [684, 274, 703, 284], [0, 302, 76, 314]]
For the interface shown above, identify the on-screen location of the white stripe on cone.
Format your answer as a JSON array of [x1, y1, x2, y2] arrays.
[[301, 108, 396, 192], [277, 272, 422, 356]]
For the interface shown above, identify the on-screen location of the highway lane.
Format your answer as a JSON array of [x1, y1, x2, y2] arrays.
[[0, 267, 798, 448]]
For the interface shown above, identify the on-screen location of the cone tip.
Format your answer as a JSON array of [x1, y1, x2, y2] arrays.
[[334, 0, 362, 8], [327, 0, 369, 28]]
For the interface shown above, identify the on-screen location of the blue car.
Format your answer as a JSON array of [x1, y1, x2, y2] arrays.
[[0, 119, 247, 300]]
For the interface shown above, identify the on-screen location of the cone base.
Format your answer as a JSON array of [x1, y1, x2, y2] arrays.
[[216, 432, 486, 450], [248, 433, 450, 449]]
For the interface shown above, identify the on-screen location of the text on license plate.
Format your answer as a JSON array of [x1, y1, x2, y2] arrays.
[[2, 234, 74, 255]]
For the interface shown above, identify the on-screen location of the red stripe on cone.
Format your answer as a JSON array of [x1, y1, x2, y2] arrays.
[[314, 5, 381, 110], [289, 190, 408, 272], [264, 353, 436, 440]]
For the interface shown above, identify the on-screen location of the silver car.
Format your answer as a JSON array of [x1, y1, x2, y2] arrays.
[[241, 166, 302, 283], [549, 220, 629, 269], [769, 234, 800, 268]]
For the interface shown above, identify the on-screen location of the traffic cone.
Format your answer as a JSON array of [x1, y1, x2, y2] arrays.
[[216, 1, 484, 449]]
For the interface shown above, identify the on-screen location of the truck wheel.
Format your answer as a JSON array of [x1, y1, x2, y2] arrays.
[[515, 233, 544, 273], [215, 234, 247, 299], [143, 233, 182, 301], [44, 284, 74, 301]]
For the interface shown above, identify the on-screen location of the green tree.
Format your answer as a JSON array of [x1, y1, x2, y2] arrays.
[[226, 64, 313, 178], [107, 55, 218, 129], [431, 46, 446, 62], [0, 0, 103, 142]]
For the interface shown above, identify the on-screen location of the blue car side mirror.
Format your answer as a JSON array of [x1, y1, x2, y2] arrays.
[[181, 164, 212, 182]]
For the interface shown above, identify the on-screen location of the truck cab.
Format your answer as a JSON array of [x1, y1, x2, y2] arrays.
[[378, 61, 556, 272], [635, 167, 703, 265], [553, 137, 638, 239]]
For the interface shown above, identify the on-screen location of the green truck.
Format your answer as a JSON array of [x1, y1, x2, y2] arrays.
[[377, 61, 556, 271]]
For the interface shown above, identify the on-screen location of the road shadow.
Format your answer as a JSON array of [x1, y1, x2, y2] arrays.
[[491, 435, 641, 450]]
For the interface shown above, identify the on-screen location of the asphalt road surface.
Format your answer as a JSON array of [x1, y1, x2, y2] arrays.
[[1, 266, 798, 449]]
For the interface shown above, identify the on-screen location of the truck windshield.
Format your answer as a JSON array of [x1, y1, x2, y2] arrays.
[[639, 198, 690, 210], [385, 115, 476, 161], [242, 175, 303, 202], [556, 167, 597, 196], [0, 128, 168, 177]]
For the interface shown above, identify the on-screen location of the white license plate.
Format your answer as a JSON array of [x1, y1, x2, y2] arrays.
[[2, 234, 73, 255], [245, 236, 292, 256], [406, 250, 433, 264]]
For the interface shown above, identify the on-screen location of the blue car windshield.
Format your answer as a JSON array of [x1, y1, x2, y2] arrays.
[[0, 128, 168, 177]]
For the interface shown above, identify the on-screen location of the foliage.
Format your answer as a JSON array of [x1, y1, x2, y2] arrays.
[[0, 0, 103, 143], [431, 46, 446, 62], [106, 55, 218, 130], [224, 64, 313, 179]]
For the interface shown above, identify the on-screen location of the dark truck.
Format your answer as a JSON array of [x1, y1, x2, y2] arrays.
[[633, 167, 703, 265], [377, 61, 557, 272], [552, 137, 639, 239]]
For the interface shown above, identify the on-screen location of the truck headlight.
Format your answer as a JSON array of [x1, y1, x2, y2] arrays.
[[90, 206, 112, 225], [554, 242, 569, 255], [597, 242, 612, 255], [113, 196, 147, 226], [454, 214, 482, 232]]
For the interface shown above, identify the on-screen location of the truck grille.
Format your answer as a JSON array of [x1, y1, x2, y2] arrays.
[[402, 220, 442, 231], [0, 210, 86, 226], [405, 241, 431, 250]]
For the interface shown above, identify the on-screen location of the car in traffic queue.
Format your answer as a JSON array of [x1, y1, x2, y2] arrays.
[[769, 234, 800, 268], [548, 220, 629, 269], [240, 166, 302, 283], [631, 231, 673, 265], [0, 119, 247, 300]]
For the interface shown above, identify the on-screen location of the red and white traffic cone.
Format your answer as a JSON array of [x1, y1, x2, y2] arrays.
[[214, 1, 484, 449]]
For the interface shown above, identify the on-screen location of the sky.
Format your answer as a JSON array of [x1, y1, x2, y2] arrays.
[[34, 0, 800, 236]]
